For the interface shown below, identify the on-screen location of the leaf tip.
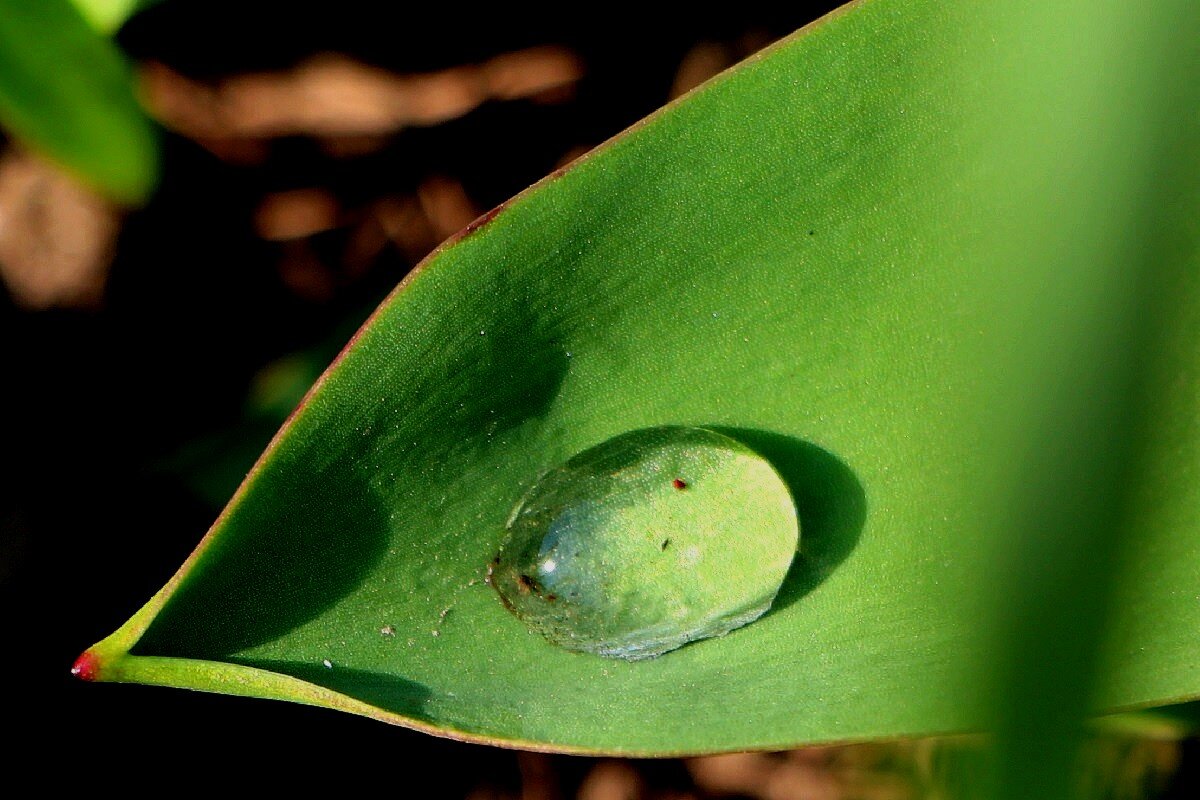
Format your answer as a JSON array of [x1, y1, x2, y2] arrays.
[[70, 649, 102, 682]]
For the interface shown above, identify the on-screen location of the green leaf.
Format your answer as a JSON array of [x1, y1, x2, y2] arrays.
[[68, 0, 144, 33], [0, 0, 158, 203], [78, 0, 1198, 754]]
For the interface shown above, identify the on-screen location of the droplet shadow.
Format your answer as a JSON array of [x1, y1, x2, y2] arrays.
[[713, 427, 867, 613]]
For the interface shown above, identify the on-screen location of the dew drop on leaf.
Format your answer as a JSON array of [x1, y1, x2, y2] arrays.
[[490, 426, 799, 660]]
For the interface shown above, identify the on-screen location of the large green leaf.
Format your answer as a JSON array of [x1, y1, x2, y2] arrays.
[[0, 0, 158, 203], [77, 0, 1198, 754]]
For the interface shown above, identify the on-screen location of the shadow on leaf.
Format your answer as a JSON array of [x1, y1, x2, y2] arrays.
[[715, 427, 867, 612], [132, 294, 570, 660], [131, 469, 392, 659], [230, 658, 434, 721]]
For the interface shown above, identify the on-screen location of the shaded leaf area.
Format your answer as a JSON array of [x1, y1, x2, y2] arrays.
[[76, 0, 1200, 756], [137, 299, 571, 659], [0, 0, 157, 202], [229, 660, 434, 719]]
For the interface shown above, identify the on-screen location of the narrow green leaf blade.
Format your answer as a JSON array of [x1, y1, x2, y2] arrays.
[[977, 3, 1200, 795], [78, 0, 1198, 754]]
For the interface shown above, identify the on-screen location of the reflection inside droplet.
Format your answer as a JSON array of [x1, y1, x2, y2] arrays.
[[490, 426, 799, 660]]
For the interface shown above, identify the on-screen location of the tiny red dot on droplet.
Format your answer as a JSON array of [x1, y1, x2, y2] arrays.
[[71, 651, 101, 682], [673, 478, 688, 490]]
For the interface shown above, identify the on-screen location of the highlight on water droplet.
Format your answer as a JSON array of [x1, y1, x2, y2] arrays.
[[490, 426, 799, 660]]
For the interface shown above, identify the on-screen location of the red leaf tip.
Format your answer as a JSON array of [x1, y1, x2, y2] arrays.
[[71, 650, 101, 682]]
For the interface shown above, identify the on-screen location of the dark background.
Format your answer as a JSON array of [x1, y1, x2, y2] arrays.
[[3, 2, 1195, 795]]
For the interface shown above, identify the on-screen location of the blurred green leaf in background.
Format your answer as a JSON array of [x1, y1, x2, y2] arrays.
[[0, 0, 158, 203], [69, 0, 148, 34]]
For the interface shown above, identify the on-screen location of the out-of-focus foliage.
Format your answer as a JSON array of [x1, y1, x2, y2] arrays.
[[69, 0, 145, 33], [0, 0, 157, 203]]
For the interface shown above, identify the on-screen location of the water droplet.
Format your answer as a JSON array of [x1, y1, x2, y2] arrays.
[[491, 426, 798, 660], [322, 659, 333, 669]]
